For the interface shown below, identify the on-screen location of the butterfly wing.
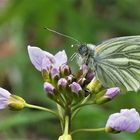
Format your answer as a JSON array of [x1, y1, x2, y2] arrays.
[[94, 36, 140, 92]]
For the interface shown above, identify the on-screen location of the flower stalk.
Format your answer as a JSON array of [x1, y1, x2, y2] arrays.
[[64, 115, 70, 135], [71, 128, 105, 135], [25, 103, 61, 120], [58, 104, 72, 140]]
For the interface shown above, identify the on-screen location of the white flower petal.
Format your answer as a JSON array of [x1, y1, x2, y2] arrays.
[[28, 46, 46, 71], [0, 100, 9, 109], [54, 50, 67, 68], [28, 46, 55, 71], [106, 108, 140, 133], [0, 88, 11, 109], [0, 88, 11, 98]]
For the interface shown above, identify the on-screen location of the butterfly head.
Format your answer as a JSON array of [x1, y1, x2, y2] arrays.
[[77, 44, 96, 68], [78, 44, 89, 56]]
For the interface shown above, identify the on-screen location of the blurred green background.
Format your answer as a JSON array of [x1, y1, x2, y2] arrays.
[[0, 0, 140, 140]]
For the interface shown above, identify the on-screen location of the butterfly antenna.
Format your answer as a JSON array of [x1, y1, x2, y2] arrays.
[[44, 27, 80, 44]]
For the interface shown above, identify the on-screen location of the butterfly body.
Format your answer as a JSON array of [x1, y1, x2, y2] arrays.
[[77, 44, 96, 71], [77, 36, 140, 92]]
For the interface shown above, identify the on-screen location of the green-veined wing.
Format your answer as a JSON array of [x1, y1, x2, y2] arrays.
[[94, 36, 140, 92]]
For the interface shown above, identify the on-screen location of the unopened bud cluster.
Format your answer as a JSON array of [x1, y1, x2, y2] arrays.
[[43, 64, 94, 105]]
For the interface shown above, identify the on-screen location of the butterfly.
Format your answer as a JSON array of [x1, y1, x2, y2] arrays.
[[77, 36, 140, 92]]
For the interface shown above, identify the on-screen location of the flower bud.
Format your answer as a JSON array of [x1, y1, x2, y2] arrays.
[[105, 87, 120, 99], [42, 69, 50, 82], [86, 78, 103, 94], [70, 82, 82, 94], [85, 70, 95, 83], [70, 82, 85, 101], [105, 108, 140, 133], [60, 65, 71, 76], [0, 87, 25, 111], [58, 78, 68, 90], [51, 67, 60, 81], [44, 82, 55, 95], [95, 87, 120, 104], [8, 95, 26, 111]]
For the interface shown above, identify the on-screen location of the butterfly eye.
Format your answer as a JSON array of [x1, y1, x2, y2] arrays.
[[78, 45, 88, 56]]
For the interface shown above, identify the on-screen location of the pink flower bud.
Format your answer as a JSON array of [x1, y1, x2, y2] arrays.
[[70, 82, 82, 94], [44, 82, 55, 94]]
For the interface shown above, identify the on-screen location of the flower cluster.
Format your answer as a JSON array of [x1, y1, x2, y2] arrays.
[[28, 46, 120, 107], [28, 46, 90, 105]]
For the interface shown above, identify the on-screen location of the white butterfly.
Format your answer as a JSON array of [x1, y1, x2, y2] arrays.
[[77, 36, 140, 92]]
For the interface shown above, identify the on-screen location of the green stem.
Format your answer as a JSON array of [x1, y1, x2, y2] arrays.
[[72, 102, 95, 112], [71, 128, 105, 135], [64, 116, 69, 135], [25, 103, 61, 120], [72, 96, 94, 119]]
